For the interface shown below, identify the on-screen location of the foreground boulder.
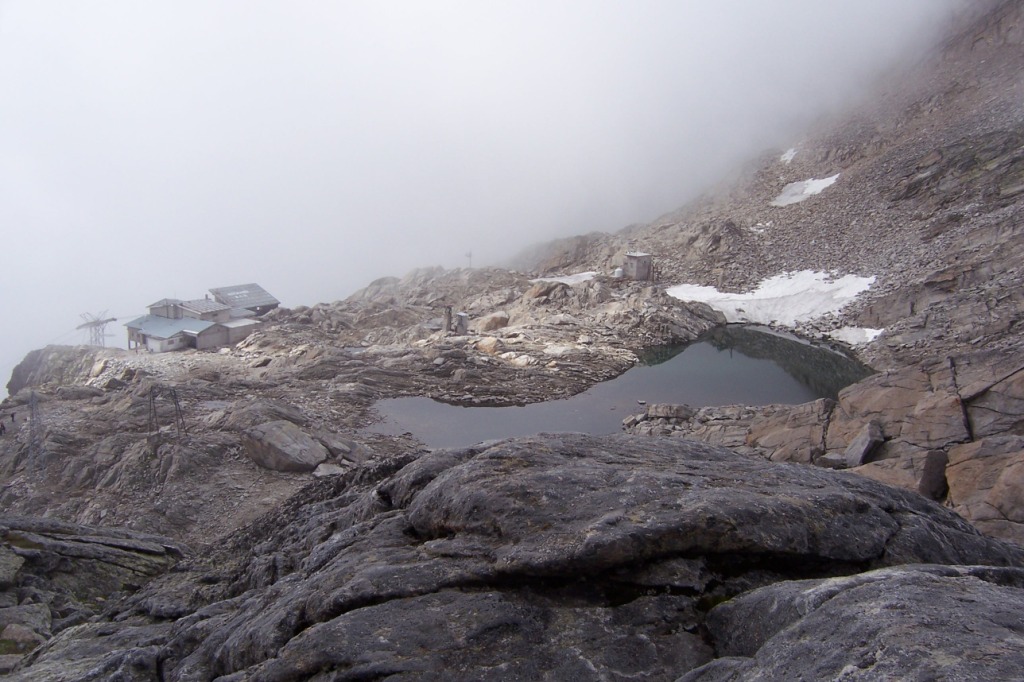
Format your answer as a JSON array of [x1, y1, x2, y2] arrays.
[[241, 420, 329, 472], [686, 564, 1024, 681], [12, 434, 1023, 680]]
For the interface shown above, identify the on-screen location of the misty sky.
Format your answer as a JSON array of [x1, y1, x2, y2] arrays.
[[0, 1, 962, 394]]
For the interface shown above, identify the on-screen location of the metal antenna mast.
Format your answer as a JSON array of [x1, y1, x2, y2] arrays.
[[28, 390, 43, 461], [77, 311, 117, 347]]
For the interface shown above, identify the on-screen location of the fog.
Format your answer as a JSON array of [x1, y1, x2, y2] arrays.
[[0, 1, 962, 394]]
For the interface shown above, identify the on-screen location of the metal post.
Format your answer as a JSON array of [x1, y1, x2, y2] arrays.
[[28, 390, 44, 463]]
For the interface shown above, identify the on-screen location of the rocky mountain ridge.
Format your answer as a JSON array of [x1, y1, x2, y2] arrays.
[[1, 0, 1024, 678]]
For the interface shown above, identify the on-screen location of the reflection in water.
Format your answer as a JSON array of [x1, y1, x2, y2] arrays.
[[364, 326, 873, 448], [689, 325, 873, 398], [634, 343, 690, 366]]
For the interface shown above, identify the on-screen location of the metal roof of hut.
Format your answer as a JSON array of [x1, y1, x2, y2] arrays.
[[124, 315, 217, 339], [179, 298, 231, 315], [209, 283, 279, 310]]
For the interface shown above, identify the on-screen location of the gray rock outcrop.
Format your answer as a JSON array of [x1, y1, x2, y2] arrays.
[[11, 434, 1022, 680], [474, 310, 510, 332], [686, 565, 1024, 681], [241, 420, 329, 472], [0, 515, 184, 675]]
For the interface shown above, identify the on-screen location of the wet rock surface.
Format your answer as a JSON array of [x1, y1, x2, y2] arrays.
[[8, 434, 1024, 680]]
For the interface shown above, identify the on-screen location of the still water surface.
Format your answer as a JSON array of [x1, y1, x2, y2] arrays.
[[364, 326, 872, 448]]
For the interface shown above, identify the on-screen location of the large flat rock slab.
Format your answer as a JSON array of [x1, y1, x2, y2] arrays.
[[403, 434, 1021, 573], [946, 435, 1024, 543], [131, 434, 1022, 679]]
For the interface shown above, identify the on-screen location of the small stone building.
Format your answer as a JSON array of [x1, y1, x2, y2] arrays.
[[623, 252, 653, 281]]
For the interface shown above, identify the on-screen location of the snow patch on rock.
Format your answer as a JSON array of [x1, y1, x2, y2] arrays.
[[771, 173, 840, 206], [828, 326, 884, 346], [666, 270, 875, 327], [530, 271, 597, 285]]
